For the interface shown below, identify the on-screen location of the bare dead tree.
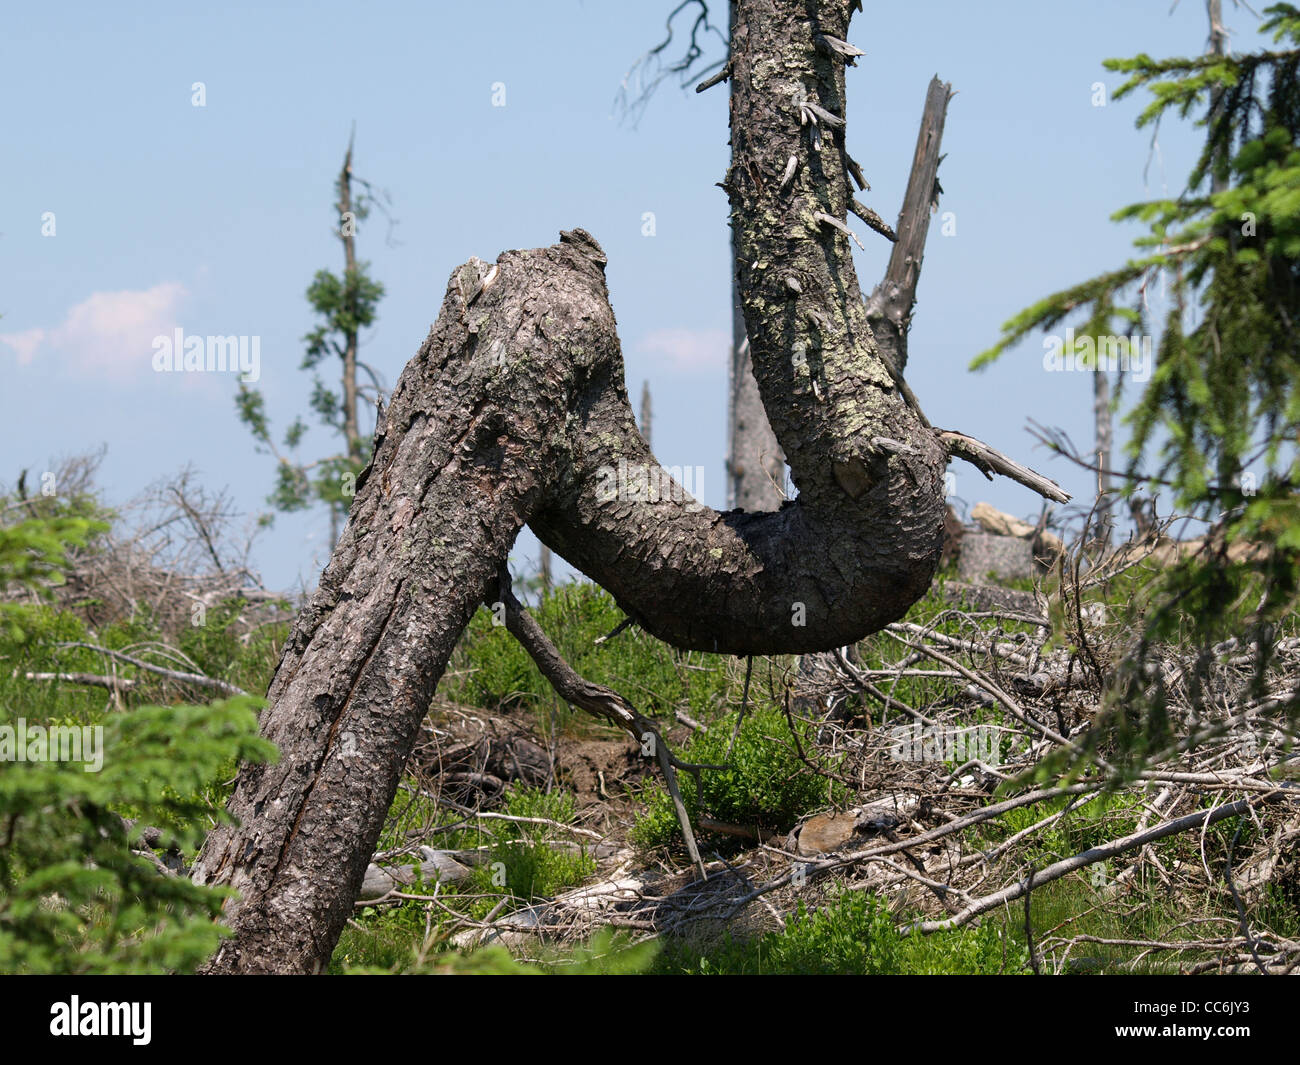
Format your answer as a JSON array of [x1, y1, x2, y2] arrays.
[[863, 76, 952, 379], [194, 0, 1063, 974], [639, 379, 653, 451], [728, 274, 786, 510], [613, 2, 785, 512]]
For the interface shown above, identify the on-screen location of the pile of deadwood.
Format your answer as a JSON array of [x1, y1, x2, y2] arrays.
[[6, 455, 293, 704], [356, 525, 1299, 975], [25, 461, 1292, 972]]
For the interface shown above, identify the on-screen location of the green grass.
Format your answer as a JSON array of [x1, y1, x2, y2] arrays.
[[329, 786, 598, 973], [442, 582, 743, 737], [653, 888, 1027, 974]]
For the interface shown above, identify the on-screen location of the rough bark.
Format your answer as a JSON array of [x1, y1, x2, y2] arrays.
[[723, 0, 785, 515], [792, 74, 950, 708], [529, 0, 945, 654], [196, 0, 947, 973], [725, 0, 785, 514], [194, 235, 609, 972]]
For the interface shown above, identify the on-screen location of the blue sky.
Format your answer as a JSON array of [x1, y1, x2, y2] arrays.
[[1, 1, 1272, 593]]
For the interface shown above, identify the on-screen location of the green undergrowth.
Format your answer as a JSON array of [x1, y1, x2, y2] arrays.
[[0, 505, 278, 973], [10, 492, 1294, 974], [653, 888, 1028, 974], [329, 785, 598, 973], [443, 582, 751, 738], [631, 703, 845, 852]]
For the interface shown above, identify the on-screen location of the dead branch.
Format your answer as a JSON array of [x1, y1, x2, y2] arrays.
[[902, 794, 1282, 935], [938, 429, 1071, 503], [52, 641, 247, 697], [494, 567, 708, 882]]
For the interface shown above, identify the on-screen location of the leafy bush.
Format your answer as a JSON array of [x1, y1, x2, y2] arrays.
[[632, 704, 842, 850], [0, 693, 275, 974], [0, 514, 104, 643]]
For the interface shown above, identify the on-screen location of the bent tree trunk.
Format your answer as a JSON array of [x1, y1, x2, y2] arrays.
[[194, 0, 946, 973]]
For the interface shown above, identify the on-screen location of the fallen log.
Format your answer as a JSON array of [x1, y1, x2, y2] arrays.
[[357, 847, 481, 901]]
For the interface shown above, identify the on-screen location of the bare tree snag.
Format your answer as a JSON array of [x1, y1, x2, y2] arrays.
[[864, 76, 953, 376], [727, 282, 786, 511], [337, 133, 363, 465], [639, 379, 653, 451], [194, 0, 1055, 974], [1093, 367, 1113, 541], [538, 544, 553, 590]]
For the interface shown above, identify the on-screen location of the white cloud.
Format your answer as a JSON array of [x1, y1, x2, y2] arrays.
[[636, 327, 728, 373], [0, 282, 188, 377], [0, 327, 45, 366]]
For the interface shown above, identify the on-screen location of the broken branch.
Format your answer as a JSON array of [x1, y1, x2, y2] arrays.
[[938, 430, 1071, 503]]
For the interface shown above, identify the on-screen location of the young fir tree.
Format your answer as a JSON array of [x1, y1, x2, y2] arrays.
[[0, 497, 276, 973], [974, 4, 1300, 771], [236, 133, 388, 543]]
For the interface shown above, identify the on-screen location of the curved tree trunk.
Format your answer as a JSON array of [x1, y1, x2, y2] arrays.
[[195, 0, 946, 973]]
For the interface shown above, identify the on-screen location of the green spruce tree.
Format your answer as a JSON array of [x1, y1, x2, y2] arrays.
[[0, 491, 275, 973], [974, 3, 1300, 770]]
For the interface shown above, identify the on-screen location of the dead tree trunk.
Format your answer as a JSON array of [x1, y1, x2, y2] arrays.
[[728, 248, 785, 510], [864, 76, 953, 378], [337, 136, 363, 466], [195, 0, 1057, 974], [1093, 366, 1113, 543], [639, 379, 654, 450], [193, 240, 603, 972], [795, 74, 951, 711]]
